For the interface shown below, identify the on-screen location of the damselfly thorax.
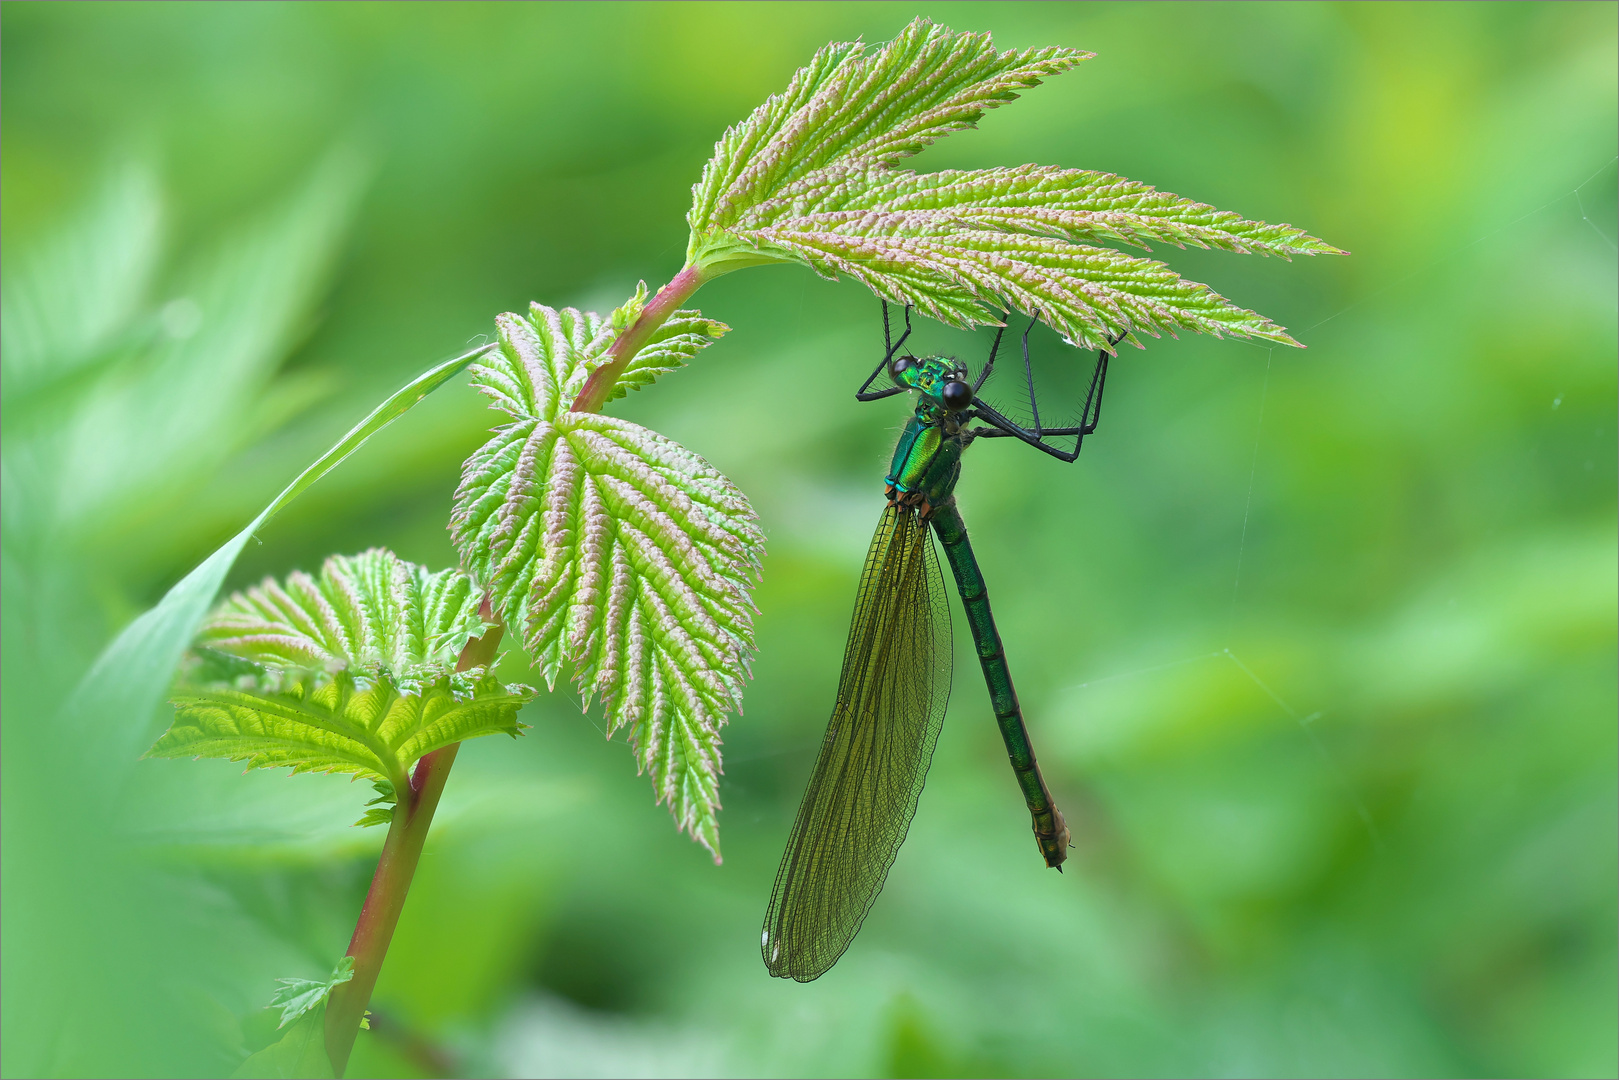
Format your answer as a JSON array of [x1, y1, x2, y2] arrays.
[[883, 356, 971, 518]]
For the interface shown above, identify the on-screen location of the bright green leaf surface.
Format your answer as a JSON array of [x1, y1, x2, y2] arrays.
[[773, 165, 1345, 258], [687, 18, 1087, 247], [731, 227, 1300, 348], [4, 7, 1612, 1079], [150, 550, 535, 793], [194, 547, 489, 683], [452, 301, 760, 858], [352, 779, 398, 829]]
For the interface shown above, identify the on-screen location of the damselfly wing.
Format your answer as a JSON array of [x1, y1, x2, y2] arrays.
[[761, 504, 952, 982]]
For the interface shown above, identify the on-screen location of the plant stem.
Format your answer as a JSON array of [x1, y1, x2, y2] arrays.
[[570, 262, 708, 414], [323, 603, 502, 1076], [323, 745, 457, 1076]]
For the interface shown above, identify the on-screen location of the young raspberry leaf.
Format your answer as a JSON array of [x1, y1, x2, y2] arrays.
[[746, 164, 1345, 260], [269, 957, 355, 1029], [148, 549, 534, 797], [452, 299, 759, 860], [729, 227, 1302, 348], [683, 17, 1342, 351], [687, 17, 1089, 262]]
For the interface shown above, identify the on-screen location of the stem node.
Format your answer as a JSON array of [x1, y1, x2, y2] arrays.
[[570, 263, 708, 414]]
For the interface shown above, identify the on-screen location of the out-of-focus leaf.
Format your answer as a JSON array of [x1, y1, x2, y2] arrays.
[[53, 149, 369, 538], [0, 163, 162, 399], [149, 549, 534, 794], [232, 1008, 332, 1079], [452, 301, 760, 858]]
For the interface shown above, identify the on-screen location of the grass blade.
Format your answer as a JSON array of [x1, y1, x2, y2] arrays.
[[64, 344, 494, 773]]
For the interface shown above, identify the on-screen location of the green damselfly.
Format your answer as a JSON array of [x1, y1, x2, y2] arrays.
[[763, 305, 1113, 982]]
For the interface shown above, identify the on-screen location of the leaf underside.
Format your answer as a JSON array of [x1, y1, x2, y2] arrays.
[[686, 17, 1343, 351], [149, 549, 534, 798], [452, 301, 759, 859]]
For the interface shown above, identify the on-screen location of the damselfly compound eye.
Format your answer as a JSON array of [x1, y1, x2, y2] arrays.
[[941, 379, 972, 411], [889, 356, 916, 383]]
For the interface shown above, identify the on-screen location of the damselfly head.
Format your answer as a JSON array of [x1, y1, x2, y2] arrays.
[[891, 355, 972, 411]]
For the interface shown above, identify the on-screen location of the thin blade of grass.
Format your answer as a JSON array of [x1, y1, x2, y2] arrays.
[[64, 345, 493, 773]]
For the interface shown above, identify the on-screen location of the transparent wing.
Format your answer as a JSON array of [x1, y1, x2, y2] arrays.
[[762, 504, 952, 981]]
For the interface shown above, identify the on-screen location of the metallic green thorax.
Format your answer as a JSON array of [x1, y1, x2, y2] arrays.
[[886, 357, 968, 508], [883, 355, 1070, 869]]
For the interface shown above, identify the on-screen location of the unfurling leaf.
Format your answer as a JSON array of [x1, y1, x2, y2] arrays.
[[68, 343, 492, 782], [684, 17, 1342, 350], [149, 549, 535, 795], [452, 300, 760, 859], [269, 956, 355, 1029], [353, 778, 398, 828]]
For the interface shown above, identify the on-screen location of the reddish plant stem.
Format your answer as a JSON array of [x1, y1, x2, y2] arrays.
[[569, 262, 709, 414], [323, 601, 502, 1076], [323, 745, 458, 1076]]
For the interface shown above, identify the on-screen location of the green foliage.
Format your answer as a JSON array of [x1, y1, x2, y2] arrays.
[[190, 547, 490, 683], [685, 16, 1341, 350], [7, 7, 1611, 1079], [270, 957, 355, 1029], [686, 17, 1087, 260], [353, 779, 398, 829], [232, 1009, 333, 1079], [64, 344, 495, 775], [0, 164, 160, 400], [598, 282, 731, 403], [149, 550, 535, 795], [452, 302, 761, 858], [29, 151, 368, 542]]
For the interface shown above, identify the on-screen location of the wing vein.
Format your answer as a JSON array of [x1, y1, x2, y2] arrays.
[[762, 505, 952, 981]]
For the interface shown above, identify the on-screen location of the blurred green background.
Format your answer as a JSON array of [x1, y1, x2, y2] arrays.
[[3, 3, 1614, 1077]]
